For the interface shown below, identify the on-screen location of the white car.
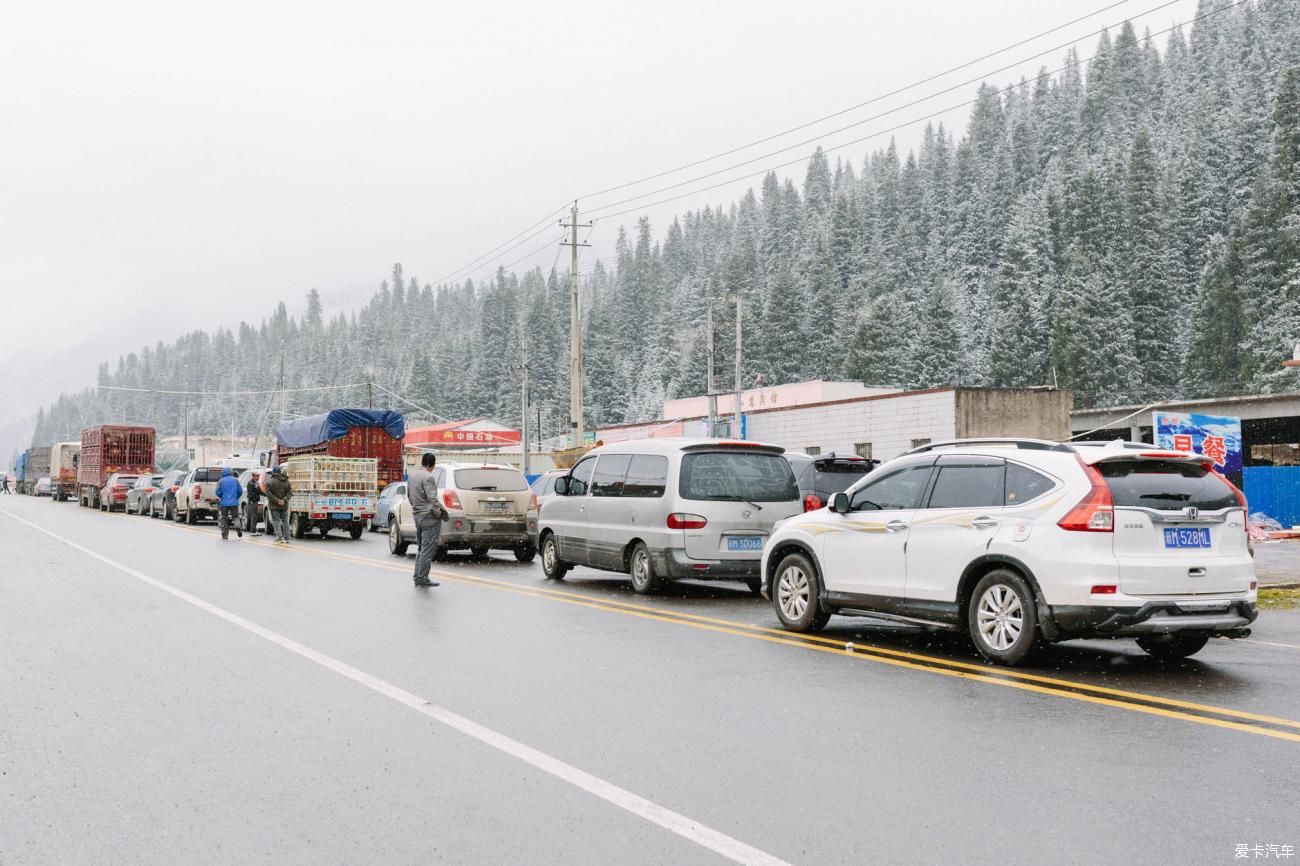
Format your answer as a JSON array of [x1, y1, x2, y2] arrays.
[[389, 462, 539, 561], [761, 438, 1257, 665]]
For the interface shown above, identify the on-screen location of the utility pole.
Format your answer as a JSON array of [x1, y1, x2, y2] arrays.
[[520, 339, 532, 476], [278, 353, 286, 428], [560, 202, 591, 449], [706, 301, 718, 438], [733, 292, 743, 439], [367, 381, 373, 409], [182, 394, 189, 455]]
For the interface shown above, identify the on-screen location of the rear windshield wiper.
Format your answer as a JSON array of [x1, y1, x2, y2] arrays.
[[471, 486, 498, 491], [707, 494, 763, 510], [1141, 493, 1190, 501]]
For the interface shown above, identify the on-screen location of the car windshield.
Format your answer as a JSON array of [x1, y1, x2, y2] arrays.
[[680, 451, 798, 502], [454, 468, 528, 492]]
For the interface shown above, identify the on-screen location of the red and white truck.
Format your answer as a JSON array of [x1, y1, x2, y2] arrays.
[[272, 409, 405, 490]]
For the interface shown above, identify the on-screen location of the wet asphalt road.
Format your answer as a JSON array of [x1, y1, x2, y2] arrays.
[[2, 495, 1299, 866]]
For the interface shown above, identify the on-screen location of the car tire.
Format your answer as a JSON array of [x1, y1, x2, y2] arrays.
[[514, 542, 537, 563], [185, 507, 196, 526], [772, 552, 831, 632], [628, 542, 661, 595], [348, 524, 363, 540], [293, 514, 307, 539], [540, 533, 569, 581], [1135, 633, 1210, 660], [968, 569, 1039, 666], [389, 520, 409, 556]]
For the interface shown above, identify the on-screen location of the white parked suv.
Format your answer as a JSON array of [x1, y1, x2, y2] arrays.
[[761, 438, 1257, 665]]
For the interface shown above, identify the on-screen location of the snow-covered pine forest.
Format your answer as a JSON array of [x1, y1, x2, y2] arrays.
[[32, 0, 1300, 445]]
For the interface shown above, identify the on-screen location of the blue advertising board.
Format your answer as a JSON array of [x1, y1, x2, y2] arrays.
[[1152, 411, 1242, 476]]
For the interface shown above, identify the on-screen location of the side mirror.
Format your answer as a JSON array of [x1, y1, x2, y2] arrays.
[[828, 492, 850, 514], [553, 476, 571, 496]]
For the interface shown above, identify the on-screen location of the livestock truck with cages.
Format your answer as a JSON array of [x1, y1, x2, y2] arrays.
[[272, 408, 404, 490], [283, 455, 378, 540], [15, 447, 50, 495], [77, 425, 156, 510], [49, 441, 81, 501]]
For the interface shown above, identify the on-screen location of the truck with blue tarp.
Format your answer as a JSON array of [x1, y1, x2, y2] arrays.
[[272, 408, 405, 490]]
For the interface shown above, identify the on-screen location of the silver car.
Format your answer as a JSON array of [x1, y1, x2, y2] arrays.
[[537, 438, 803, 594]]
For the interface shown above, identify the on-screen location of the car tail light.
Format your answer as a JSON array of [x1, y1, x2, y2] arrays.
[[667, 512, 707, 529], [803, 494, 822, 512], [169, 485, 179, 493], [1216, 471, 1249, 533], [1250, 580, 1257, 591], [1090, 584, 1117, 594], [193, 485, 202, 500], [529, 493, 539, 512], [453, 519, 463, 530], [442, 489, 462, 510], [1058, 458, 1113, 532], [310, 512, 325, 519]]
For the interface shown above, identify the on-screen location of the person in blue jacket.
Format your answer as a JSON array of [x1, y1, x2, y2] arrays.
[[216, 467, 243, 540]]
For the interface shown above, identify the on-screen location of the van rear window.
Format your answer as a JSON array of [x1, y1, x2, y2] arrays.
[[192, 468, 227, 482], [1095, 460, 1237, 511], [680, 452, 798, 502]]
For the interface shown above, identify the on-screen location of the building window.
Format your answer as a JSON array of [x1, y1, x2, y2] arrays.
[[805, 446, 822, 456], [911, 438, 931, 449], [854, 442, 872, 459]]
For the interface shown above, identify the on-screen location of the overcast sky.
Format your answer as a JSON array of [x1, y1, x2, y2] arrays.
[[1, 0, 1200, 430]]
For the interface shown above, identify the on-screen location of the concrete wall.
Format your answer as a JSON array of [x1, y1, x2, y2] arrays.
[[744, 389, 958, 461], [954, 389, 1073, 441]]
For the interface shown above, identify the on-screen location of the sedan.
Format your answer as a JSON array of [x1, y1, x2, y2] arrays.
[[150, 469, 188, 519], [99, 473, 140, 512], [372, 481, 407, 532], [127, 474, 164, 515]]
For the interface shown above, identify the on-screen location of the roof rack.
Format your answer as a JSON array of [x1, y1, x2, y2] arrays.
[[904, 438, 1074, 456]]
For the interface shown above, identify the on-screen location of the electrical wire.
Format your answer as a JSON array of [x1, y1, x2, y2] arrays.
[[432, 202, 569, 286], [585, 0, 1185, 218], [590, 0, 1247, 224], [458, 229, 567, 289], [576, 0, 1145, 203], [0, 371, 372, 398]]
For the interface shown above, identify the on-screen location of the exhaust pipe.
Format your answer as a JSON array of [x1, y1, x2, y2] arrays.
[[1217, 628, 1252, 640]]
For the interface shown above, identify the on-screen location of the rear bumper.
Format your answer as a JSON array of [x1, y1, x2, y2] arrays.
[[1049, 600, 1258, 637], [440, 516, 533, 549], [657, 548, 761, 580]]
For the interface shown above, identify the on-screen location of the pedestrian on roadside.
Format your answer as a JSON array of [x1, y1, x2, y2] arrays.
[[216, 467, 243, 540], [1, 474, 10, 494], [245, 471, 264, 535], [265, 465, 293, 544], [407, 452, 448, 587]]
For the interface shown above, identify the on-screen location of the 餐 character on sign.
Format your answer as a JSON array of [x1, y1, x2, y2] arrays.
[[1201, 434, 1228, 467]]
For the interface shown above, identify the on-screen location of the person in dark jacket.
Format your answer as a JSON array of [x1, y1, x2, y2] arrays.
[[245, 471, 264, 535], [265, 466, 293, 544], [216, 467, 243, 540]]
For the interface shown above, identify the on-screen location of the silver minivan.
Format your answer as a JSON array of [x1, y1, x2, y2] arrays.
[[537, 438, 803, 594]]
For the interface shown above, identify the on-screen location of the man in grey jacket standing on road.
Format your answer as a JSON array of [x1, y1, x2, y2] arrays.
[[408, 451, 448, 588]]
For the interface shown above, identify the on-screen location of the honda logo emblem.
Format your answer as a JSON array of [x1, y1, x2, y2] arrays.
[[1184, 506, 1199, 520]]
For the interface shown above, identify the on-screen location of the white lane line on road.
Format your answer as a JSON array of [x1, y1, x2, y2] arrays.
[[1245, 639, 1300, 651], [1, 508, 790, 866]]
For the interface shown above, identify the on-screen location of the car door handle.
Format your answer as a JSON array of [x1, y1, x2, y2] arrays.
[[971, 516, 999, 530], [885, 520, 908, 533]]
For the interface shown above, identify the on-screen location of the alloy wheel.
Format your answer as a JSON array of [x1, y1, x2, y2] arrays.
[[777, 565, 810, 620], [976, 584, 1024, 652]]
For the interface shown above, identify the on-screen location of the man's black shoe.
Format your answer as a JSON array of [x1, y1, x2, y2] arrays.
[[413, 579, 439, 587]]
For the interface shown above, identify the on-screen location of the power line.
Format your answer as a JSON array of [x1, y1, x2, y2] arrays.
[[458, 229, 568, 289], [585, 0, 1185, 218], [432, 202, 569, 286], [577, 0, 1145, 203], [590, 0, 1247, 224], [0, 371, 372, 398]]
